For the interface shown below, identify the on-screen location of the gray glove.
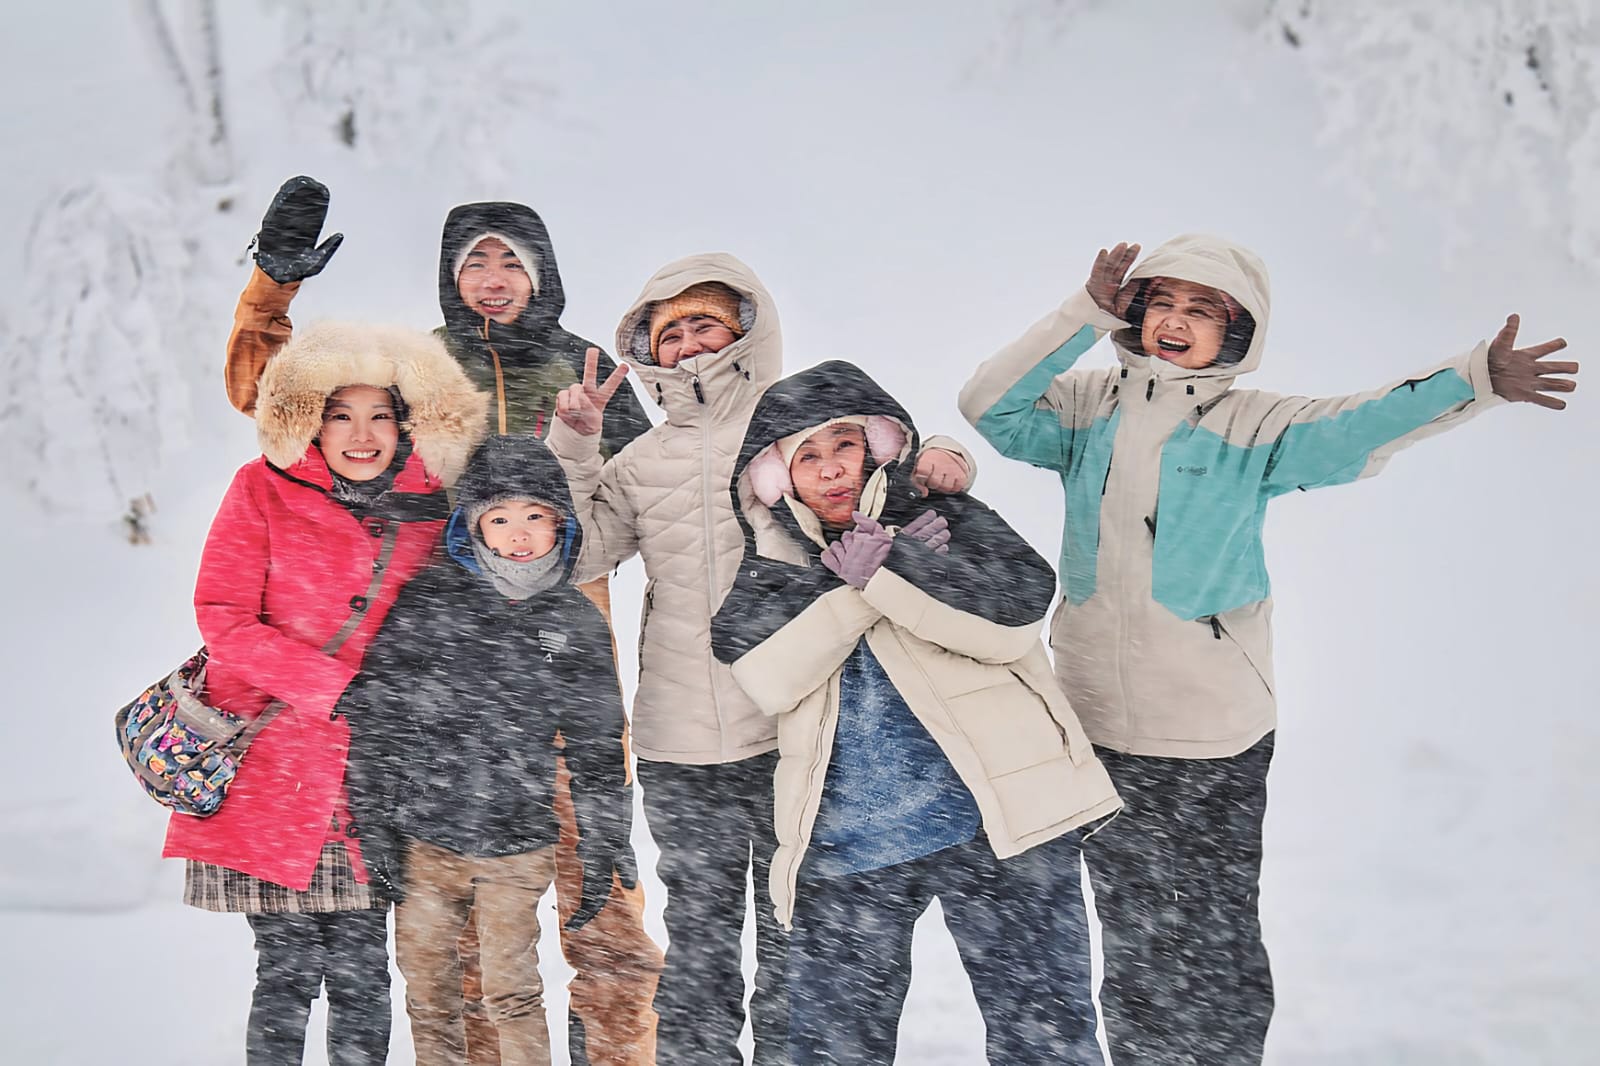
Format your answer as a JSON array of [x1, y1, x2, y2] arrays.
[[899, 509, 951, 554], [820, 513, 893, 589]]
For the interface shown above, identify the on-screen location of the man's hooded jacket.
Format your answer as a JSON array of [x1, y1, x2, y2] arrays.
[[337, 435, 633, 875], [710, 361, 1120, 927], [438, 202, 652, 457], [960, 233, 1504, 759]]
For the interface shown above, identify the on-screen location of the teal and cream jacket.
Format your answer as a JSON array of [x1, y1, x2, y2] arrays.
[[959, 234, 1501, 758]]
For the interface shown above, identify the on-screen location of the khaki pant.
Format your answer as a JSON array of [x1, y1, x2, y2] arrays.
[[398, 841, 559, 1066]]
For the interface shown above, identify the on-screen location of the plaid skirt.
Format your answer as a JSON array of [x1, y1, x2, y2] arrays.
[[184, 841, 386, 914]]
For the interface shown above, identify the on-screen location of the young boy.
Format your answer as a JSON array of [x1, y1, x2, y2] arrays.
[[707, 360, 1121, 1064], [338, 434, 641, 1066], [958, 234, 1578, 1064], [547, 255, 974, 1064]]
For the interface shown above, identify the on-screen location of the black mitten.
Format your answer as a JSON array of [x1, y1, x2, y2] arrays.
[[254, 175, 344, 284], [566, 840, 639, 930]]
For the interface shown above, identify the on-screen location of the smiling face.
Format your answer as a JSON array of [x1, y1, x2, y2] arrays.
[[456, 236, 534, 325], [656, 314, 739, 369], [318, 385, 401, 481], [1139, 277, 1232, 370], [478, 498, 562, 561], [789, 424, 869, 531]]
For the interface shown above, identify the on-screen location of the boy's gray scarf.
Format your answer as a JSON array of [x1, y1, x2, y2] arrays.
[[471, 540, 566, 601]]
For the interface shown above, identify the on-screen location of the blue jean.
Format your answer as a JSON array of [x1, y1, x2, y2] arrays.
[[787, 832, 1099, 1064]]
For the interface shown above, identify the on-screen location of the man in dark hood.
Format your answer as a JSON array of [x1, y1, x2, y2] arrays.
[[437, 202, 651, 455]]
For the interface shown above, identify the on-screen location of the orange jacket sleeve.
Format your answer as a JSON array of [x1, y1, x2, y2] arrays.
[[225, 266, 302, 415]]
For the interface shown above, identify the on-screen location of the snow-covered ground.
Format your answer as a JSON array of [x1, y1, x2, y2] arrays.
[[2, 4, 1596, 1063]]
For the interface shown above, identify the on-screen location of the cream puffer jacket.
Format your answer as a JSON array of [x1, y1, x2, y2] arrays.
[[549, 254, 979, 764], [710, 360, 1120, 927]]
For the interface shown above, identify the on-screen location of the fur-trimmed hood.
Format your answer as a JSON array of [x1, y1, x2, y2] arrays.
[[256, 321, 488, 485]]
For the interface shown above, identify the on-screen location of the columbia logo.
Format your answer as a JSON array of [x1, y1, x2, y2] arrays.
[[1176, 465, 1209, 476], [537, 630, 568, 655]]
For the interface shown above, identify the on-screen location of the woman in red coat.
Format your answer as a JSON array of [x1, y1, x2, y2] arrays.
[[164, 320, 485, 1065]]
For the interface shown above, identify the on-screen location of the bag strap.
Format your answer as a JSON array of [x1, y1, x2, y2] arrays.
[[230, 523, 401, 752]]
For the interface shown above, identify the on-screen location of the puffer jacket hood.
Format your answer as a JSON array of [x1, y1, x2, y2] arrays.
[[439, 202, 567, 344], [444, 435, 582, 582], [1114, 232, 1272, 379], [615, 253, 782, 425], [255, 320, 487, 486]]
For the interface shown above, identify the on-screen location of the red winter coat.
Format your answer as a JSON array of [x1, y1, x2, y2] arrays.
[[163, 319, 486, 891], [161, 448, 446, 888]]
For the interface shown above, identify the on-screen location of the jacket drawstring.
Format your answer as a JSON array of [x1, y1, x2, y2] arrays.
[[482, 319, 508, 434]]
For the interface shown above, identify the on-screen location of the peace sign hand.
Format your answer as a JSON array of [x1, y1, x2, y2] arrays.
[[1486, 315, 1578, 410], [556, 348, 631, 436], [1086, 242, 1141, 318]]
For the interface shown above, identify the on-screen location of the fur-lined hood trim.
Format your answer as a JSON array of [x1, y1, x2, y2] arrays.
[[256, 321, 488, 485]]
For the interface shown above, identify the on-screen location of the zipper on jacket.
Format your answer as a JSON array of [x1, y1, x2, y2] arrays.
[[698, 414, 730, 747], [1144, 515, 1157, 537], [692, 375, 706, 404], [482, 320, 508, 434], [1205, 616, 1222, 639], [1145, 378, 1155, 401]]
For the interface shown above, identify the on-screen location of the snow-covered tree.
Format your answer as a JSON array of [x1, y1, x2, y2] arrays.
[[262, 0, 557, 182], [0, 181, 196, 521], [990, 0, 1600, 270], [0, 0, 236, 530], [1263, 0, 1600, 269]]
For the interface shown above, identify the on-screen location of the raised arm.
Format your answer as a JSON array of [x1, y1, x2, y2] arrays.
[[224, 176, 344, 415], [957, 243, 1137, 469], [548, 347, 643, 580], [1258, 315, 1575, 496]]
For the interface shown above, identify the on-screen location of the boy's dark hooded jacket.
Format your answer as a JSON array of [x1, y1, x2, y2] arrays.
[[438, 203, 652, 457], [708, 360, 1120, 927], [339, 436, 632, 887]]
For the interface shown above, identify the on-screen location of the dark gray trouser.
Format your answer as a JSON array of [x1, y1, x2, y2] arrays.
[[787, 832, 1100, 1065], [245, 909, 391, 1066], [1086, 732, 1276, 1066], [638, 751, 789, 1065]]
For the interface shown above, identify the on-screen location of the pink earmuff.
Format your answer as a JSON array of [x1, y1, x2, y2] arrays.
[[865, 415, 907, 463], [748, 447, 793, 506]]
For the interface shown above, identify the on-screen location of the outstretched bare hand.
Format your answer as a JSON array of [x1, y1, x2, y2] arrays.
[[1086, 242, 1141, 318], [555, 348, 630, 435], [1486, 315, 1577, 410]]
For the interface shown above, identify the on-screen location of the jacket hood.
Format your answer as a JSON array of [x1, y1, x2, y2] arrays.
[[439, 202, 568, 350], [731, 361, 920, 558], [444, 435, 583, 583], [1117, 233, 1272, 379], [255, 321, 488, 485], [615, 253, 782, 422]]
